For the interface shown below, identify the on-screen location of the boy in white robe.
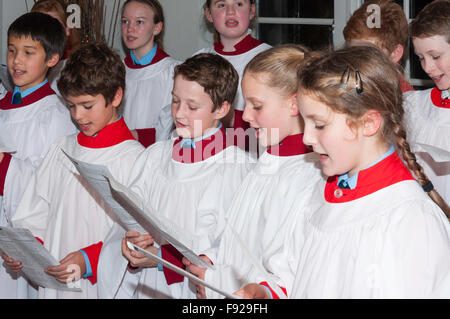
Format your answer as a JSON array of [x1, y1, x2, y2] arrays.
[[0, 12, 77, 299], [98, 53, 253, 299], [403, 0, 450, 204], [2, 42, 144, 299]]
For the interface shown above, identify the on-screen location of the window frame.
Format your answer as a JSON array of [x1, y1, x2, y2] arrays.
[[255, 0, 433, 88]]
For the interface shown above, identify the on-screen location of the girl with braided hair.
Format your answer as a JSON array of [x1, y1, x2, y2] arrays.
[[292, 45, 450, 298], [240, 45, 450, 299]]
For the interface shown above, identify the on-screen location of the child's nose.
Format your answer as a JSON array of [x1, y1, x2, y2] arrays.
[[421, 58, 435, 75], [226, 4, 236, 15], [242, 107, 252, 123], [302, 127, 315, 146]]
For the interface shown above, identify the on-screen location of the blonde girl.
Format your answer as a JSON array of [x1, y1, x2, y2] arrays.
[[185, 44, 323, 299]]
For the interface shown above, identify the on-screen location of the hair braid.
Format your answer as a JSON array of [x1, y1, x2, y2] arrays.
[[389, 113, 450, 218]]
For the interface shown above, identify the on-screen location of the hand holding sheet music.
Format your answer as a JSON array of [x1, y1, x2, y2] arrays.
[[127, 241, 240, 299], [0, 227, 81, 292], [63, 150, 214, 270]]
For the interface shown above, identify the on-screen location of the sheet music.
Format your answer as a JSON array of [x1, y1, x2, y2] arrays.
[[62, 150, 146, 234], [0, 227, 81, 292], [414, 142, 450, 163], [63, 151, 214, 270], [127, 242, 240, 299]]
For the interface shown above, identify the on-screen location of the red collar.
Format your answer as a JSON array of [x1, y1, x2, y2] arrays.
[[325, 152, 414, 203], [431, 88, 450, 108], [214, 34, 263, 56], [124, 47, 170, 69], [172, 125, 231, 163], [0, 82, 56, 110], [77, 117, 135, 149], [267, 134, 312, 157]]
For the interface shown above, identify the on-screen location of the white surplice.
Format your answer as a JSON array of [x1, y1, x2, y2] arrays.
[[101, 134, 253, 299], [203, 136, 322, 299], [12, 132, 143, 299], [403, 88, 450, 204], [121, 52, 180, 141]]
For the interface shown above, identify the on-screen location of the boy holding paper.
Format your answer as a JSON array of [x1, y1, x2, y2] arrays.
[[103, 53, 253, 299], [2, 42, 144, 299]]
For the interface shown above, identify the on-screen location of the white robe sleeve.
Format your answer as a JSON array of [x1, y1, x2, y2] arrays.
[[10, 143, 61, 240]]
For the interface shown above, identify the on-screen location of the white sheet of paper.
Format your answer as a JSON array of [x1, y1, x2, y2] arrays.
[[62, 150, 214, 270], [127, 241, 240, 299], [414, 142, 450, 163], [62, 150, 146, 234], [0, 227, 81, 292]]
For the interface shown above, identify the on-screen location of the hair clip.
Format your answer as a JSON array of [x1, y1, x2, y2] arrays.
[[339, 67, 350, 89], [355, 69, 363, 94]]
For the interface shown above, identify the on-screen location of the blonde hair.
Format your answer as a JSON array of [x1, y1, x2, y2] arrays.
[[298, 45, 450, 217], [122, 0, 165, 50], [244, 44, 310, 97]]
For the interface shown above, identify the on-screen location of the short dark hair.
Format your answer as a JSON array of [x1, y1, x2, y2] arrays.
[[57, 42, 126, 104], [410, 0, 450, 43], [8, 12, 66, 61], [174, 53, 238, 112]]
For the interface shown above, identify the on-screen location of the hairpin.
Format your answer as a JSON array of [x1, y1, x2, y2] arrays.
[[355, 69, 363, 94], [339, 67, 350, 89]]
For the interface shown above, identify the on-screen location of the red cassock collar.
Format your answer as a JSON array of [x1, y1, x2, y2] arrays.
[[172, 125, 231, 164], [214, 34, 263, 56], [0, 82, 56, 110], [325, 152, 414, 203], [124, 47, 170, 69], [267, 133, 312, 157], [77, 117, 135, 149], [430, 88, 450, 109]]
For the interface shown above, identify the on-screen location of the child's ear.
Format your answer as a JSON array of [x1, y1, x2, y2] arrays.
[[205, 8, 213, 23], [389, 44, 404, 64], [154, 21, 163, 36], [214, 101, 231, 120], [111, 87, 124, 108], [249, 3, 256, 21], [289, 93, 300, 117], [46, 53, 60, 68], [362, 109, 382, 137]]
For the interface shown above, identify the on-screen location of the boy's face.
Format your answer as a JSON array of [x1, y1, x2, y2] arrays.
[[7, 35, 58, 91], [171, 75, 224, 139], [66, 89, 122, 137], [413, 35, 450, 91]]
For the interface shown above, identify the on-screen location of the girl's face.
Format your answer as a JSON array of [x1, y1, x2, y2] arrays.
[[242, 72, 300, 147], [122, 1, 162, 59], [206, 0, 255, 44], [413, 35, 450, 91], [298, 92, 366, 177]]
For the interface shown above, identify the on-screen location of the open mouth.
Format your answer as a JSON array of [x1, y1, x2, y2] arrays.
[[225, 19, 239, 28]]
